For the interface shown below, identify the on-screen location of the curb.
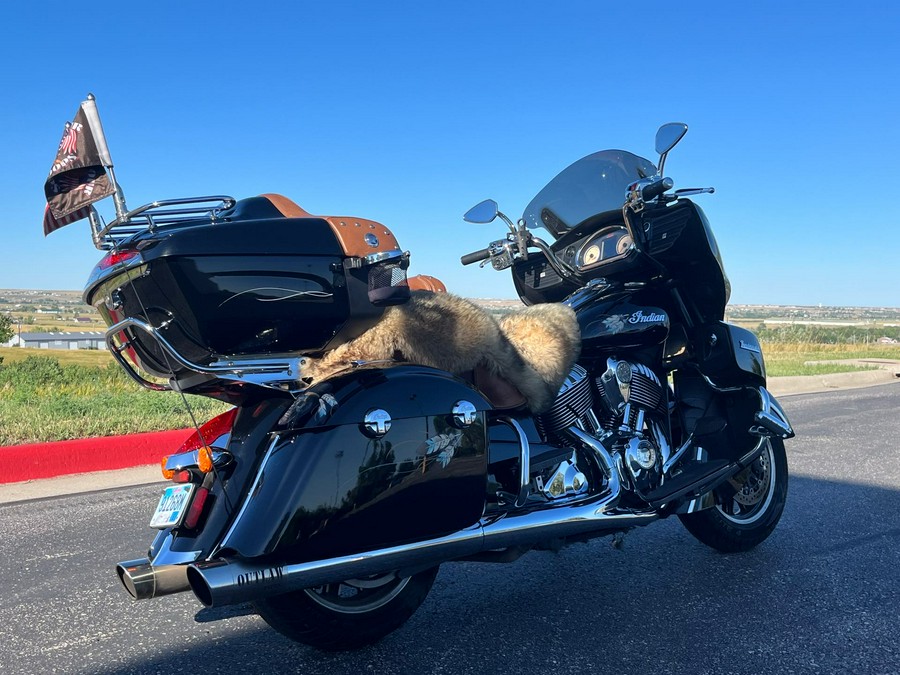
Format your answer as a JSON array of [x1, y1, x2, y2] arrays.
[[0, 429, 193, 485], [3, 371, 898, 487], [767, 369, 900, 397]]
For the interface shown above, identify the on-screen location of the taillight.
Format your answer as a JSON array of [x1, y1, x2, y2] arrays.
[[99, 249, 141, 270], [177, 408, 237, 453], [160, 408, 237, 480], [183, 487, 211, 529]]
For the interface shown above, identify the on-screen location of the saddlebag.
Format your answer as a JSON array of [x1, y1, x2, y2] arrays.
[[217, 366, 491, 561]]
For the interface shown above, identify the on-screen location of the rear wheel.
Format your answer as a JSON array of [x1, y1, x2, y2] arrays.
[[679, 438, 788, 553], [254, 567, 439, 651]]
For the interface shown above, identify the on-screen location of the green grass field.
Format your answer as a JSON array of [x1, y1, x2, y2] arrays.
[[0, 351, 229, 445], [761, 342, 899, 376], [0, 340, 897, 445]]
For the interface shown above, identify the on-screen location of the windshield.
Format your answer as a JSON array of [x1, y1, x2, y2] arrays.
[[522, 150, 658, 237]]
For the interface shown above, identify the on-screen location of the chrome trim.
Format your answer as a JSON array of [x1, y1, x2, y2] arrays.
[[750, 387, 795, 439], [105, 316, 307, 392], [116, 558, 191, 600], [150, 532, 203, 566], [677, 490, 716, 514], [213, 435, 282, 557], [662, 436, 695, 475], [539, 452, 589, 500], [91, 196, 236, 250], [495, 417, 530, 507], [363, 409, 392, 437], [84, 253, 146, 291], [363, 248, 407, 265], [187, 443, 644, 608], [451, 400, 478, 428], [164, 448, 232, 473]]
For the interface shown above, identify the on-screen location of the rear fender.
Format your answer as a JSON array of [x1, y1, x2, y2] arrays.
[[215, 365, 492, 561]]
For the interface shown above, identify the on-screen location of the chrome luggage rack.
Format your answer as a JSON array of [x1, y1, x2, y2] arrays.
[[90, 196, 236, 251], [106, 317, 307, 394]]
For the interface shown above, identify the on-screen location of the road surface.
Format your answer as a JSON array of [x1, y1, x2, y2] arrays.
[[1, 383, 899, 674]]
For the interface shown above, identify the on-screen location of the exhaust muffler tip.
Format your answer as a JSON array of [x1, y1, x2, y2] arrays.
[[116, 558, 191, 600]]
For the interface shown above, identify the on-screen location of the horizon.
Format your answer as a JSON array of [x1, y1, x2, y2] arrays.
[[2, 287, 899, 312]]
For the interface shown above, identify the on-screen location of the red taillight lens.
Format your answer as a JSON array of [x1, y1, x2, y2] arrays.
[[99, 249, 141, 270], [178, 408, 237, 453], [183, 487, 210, 529]]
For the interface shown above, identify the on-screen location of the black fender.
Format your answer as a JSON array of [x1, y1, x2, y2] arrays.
[[217, 365, 492, 561]]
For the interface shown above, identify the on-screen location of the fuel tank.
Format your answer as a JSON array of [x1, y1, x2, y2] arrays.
[[565, 286, 669, 352]]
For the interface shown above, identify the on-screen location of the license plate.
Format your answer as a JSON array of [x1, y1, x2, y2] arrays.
[[149, 484, 195, 529]]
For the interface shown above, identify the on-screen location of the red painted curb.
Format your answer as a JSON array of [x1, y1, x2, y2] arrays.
[[0, 429, 194, 484]]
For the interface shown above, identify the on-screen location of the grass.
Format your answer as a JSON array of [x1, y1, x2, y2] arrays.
[[0, 341, 897, 445], [0, 346, 113, 368], [0, 354, 230, 446], [761, 342, 899, 377]]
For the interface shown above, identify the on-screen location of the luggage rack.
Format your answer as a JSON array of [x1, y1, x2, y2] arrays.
[[106, 316, 307, 393], [90, 196, 236, 250]]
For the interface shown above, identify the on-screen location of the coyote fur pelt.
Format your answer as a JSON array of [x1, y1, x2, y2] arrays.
[[300, 291, 581, 413]]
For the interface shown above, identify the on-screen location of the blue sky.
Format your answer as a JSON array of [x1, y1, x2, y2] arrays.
[[1, 1, 898, 306]]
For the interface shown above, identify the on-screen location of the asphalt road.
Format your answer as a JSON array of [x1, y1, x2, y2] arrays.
[[2, 384, 899, 675]]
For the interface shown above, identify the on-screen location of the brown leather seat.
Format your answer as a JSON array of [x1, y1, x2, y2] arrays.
[[472, 364, 528, 410]]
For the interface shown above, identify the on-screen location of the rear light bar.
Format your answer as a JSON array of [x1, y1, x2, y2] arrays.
[[161, 408, 237, 480]]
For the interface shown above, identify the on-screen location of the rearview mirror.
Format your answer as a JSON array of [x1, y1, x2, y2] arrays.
[[655, 122, 688, 155], [655, 122, 688, 175], [463, 199, 499, 224]]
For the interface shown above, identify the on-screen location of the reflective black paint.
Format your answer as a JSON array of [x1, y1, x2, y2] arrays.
[[220, 366, 491, 560], [566, 288, 670, 352]]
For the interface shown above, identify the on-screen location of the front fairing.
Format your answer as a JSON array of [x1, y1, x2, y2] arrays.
[[523, 150, 658, 238]]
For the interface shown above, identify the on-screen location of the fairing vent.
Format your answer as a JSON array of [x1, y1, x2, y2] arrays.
[[645, 205, 691, 256]]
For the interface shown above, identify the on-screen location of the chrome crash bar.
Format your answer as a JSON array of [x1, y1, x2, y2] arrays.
[[105, 316, 306, 393]]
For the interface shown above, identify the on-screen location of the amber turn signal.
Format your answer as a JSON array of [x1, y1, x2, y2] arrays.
[[198, 446, 215, 474], [161, 456, 175, 480]]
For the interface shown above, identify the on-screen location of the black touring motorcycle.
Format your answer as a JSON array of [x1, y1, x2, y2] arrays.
[[86, 122, 793, 650]]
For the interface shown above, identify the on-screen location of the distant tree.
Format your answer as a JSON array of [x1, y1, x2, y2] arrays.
[[0, 314, 13, 343]]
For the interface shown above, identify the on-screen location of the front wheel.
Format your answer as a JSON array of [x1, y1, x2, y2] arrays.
[[254, 567, 439, 651], [679, 438, 788, 553]]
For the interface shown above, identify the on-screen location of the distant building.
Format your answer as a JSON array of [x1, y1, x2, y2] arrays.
[[8, 331, 107, 350]]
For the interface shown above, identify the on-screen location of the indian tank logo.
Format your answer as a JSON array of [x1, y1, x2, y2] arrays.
[[628, 310, 666, 325]]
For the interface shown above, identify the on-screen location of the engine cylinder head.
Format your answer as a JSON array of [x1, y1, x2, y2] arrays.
[[537, 364, 594, 433]]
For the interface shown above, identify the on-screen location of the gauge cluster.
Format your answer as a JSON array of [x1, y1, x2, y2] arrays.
[[573, 226, 634, 270]]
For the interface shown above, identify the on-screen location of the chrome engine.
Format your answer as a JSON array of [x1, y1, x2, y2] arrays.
[[538, 359, 669, 498]]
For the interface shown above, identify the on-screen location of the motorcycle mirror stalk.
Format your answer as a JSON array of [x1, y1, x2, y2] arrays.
[[463, 198, 530, 261]]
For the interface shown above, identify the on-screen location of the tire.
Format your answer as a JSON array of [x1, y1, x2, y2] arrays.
[[254, 567, 439, 651], [679, 438, 788, 553]]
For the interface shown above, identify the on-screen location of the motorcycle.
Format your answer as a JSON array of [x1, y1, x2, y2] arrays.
[[89, 122, 793, 651]]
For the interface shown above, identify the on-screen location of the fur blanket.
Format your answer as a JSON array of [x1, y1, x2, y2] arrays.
[[300, 291, 581, 413]]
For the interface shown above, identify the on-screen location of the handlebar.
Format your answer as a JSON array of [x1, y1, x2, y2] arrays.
[[460, 248, 492, 265], [641, 177, 674, 202]]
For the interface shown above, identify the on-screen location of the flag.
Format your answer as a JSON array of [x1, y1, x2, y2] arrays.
[[43, 102, 115, 235]]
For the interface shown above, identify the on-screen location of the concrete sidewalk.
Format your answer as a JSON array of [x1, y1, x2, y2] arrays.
[[767, 360, 900, 397]]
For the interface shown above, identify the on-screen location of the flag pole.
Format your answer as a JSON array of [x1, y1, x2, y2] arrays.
[[80, 93, 129, 223]]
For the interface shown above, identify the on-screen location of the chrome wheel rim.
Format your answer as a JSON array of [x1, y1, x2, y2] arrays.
[[716, 442, 776, 525], [302, 573, 411, 614]]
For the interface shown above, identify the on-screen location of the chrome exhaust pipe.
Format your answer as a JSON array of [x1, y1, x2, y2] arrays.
[[116, 558, 191, 600], [187, 426, 656, 608]]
